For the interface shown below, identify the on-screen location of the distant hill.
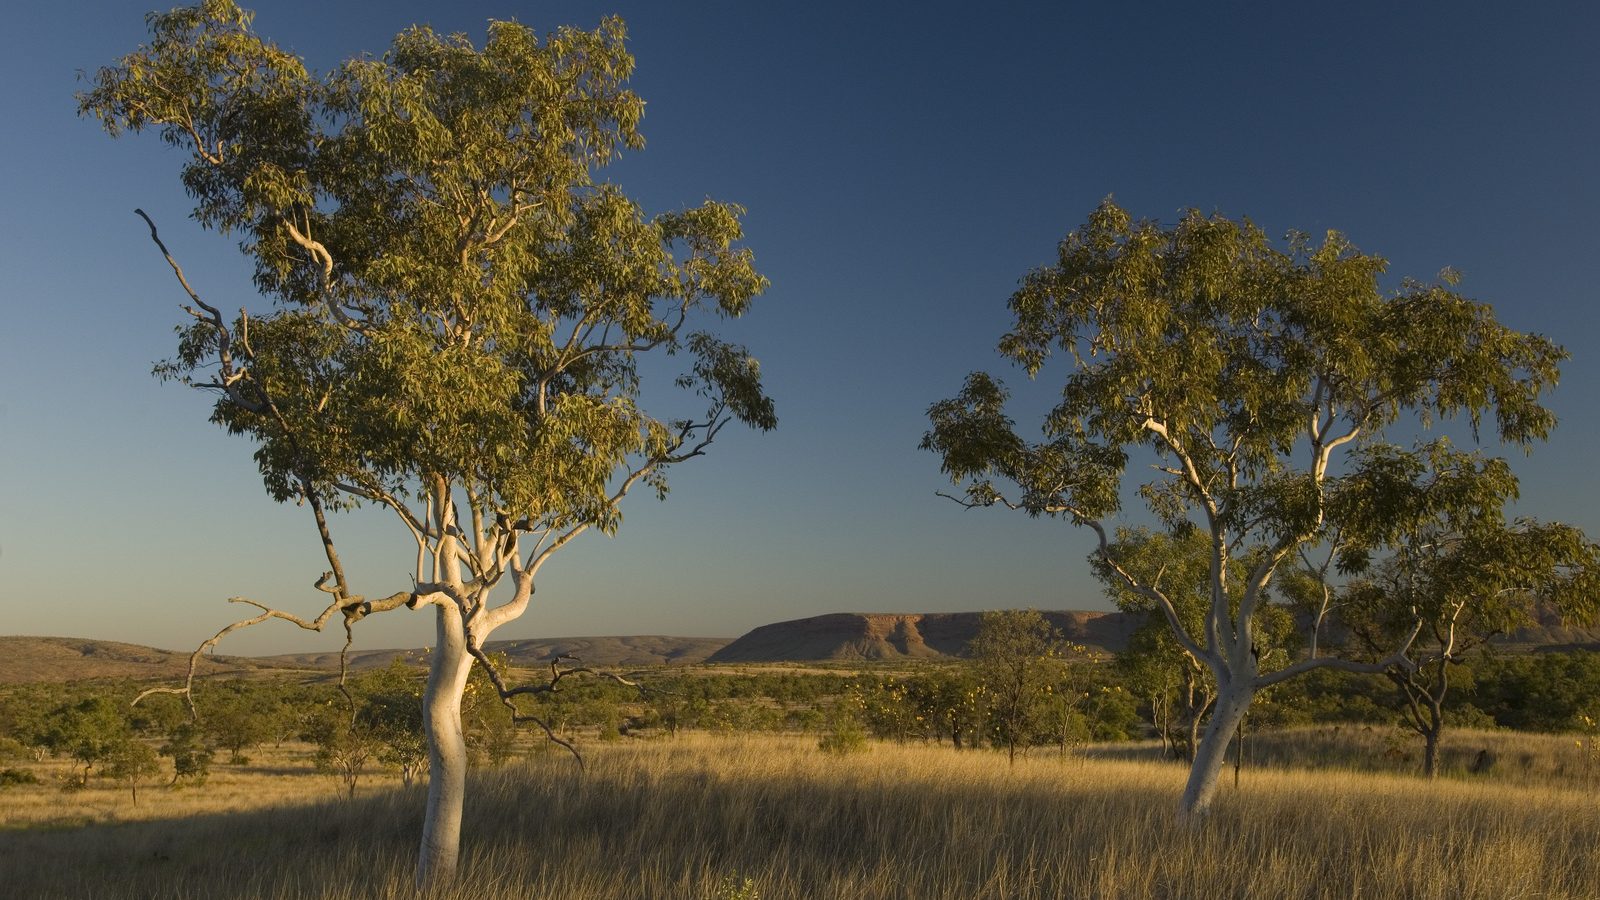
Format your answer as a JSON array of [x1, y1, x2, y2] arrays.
[[707, 611, 1139, 663], [0, 636, 310, 684], [0, 635, 732, 684], [9, 603, 1598, 684], [1493, 601, 1600, 652], [258, 635, 732, 672]]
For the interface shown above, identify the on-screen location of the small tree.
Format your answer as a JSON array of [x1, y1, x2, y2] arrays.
[[102, 739, 163, 807], [817, 701, 869, 756], [357, 660, 428, 787], [306, 702, 379, 800], [0, 688, 56, 763], [198, 683, 273, 765], [908, 666, 985, 750], [81, 2, 773, 886], [969, 609, 1069, 764], [924, 200, 1564, 816], [159, 721, 215, 785], [44, 696, 132, 787], [1328, 446, 1600, 776]]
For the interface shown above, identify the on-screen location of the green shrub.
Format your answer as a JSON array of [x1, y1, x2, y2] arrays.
[[0, 766, 39, 786], [817, 705, 868, 756]]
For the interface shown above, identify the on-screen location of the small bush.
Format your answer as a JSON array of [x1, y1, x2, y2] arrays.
[[0, 766, 39, 786], [818, 707, 868, 756]]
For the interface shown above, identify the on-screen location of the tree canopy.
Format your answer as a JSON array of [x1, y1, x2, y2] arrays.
[[923, 198, 1567, 815]]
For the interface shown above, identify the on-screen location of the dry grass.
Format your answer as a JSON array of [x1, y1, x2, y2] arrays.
[[1087, 725, 1600, 788], [3, 733, 1599, 898], [0, 743, 405, 830]]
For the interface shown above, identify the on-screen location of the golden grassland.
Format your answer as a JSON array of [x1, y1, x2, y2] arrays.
[[0, 742, 408, 831], [4, 730, 1600, 898], [1093, 723, 1600, 788]]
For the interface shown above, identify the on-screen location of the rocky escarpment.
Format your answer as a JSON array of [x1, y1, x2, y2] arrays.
[[706, 610, 1137, 663]]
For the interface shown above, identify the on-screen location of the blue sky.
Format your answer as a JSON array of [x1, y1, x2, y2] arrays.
[[2, 2, 1598, 655]]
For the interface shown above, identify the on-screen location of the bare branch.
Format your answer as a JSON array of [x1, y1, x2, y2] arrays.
[[134, 593, 344, 718], [459, 638, 653, 771], [1255, 617, 1422, 689], [136, 209, 263, 414]]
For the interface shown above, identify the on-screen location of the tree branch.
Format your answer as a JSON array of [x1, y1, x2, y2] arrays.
[[1254, 617, 1421, 689]]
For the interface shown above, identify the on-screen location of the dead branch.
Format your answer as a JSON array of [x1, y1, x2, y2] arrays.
[[463, 637, 650, 771], [136, 209, 263, 414], [133, 581, 414, 719]]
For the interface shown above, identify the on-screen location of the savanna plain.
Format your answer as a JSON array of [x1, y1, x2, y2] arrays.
[[5, 727, 1600, 899]]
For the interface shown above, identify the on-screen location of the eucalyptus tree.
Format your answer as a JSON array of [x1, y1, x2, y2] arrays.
[[79, 1, 774, 886], [922, 199, 1564, 817], [1333, 442, 1600, 777]]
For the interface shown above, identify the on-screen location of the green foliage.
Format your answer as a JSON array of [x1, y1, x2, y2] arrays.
[[299, 660, 428, 790], [909, 666, 986, 750], [461, 654, 519, 767], [101, 740, 163, 805], [970, 610, 1077, 762], [0, 767, 40, 786], [196, 680, 279, 764], [817, 699, 869, 756], [160, 721, 214, 784], [924, 199, 1569, 796], [708, 874, 762, 900], [0, 687, 54, 761], [353, 659, 428, 784], [78, 0, 774, 539], [1320, 444, 1600, 773], [43, 695, 134, 782], [1467, 652, 1600, 732], [305, 704, 379, 799], [926, 201, 1562, 531]]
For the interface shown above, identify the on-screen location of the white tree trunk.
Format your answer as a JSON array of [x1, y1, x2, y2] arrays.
[[1178, 679, 1253, 818], [415, 605, 475, 890]]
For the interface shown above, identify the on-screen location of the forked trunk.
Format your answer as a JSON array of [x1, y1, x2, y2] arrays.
[[1179, 681, 1253, 818], [415, 606, 475, 890]]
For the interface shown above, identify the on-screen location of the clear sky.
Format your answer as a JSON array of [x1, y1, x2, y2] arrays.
[[2, 1, 1598, 655]]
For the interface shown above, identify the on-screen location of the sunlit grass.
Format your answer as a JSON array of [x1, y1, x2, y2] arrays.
[[3, 732, 1598, 898], [0, 743, 404, 830], [1089, 723, 1600, 787]]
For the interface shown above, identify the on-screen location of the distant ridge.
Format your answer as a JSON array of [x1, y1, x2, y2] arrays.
[[259, 635, 731, 672], [8, 605, 1597, 684], [707, 611, 1139, 663], [0, 636, 309, 684], [0, 635, 730, 685]]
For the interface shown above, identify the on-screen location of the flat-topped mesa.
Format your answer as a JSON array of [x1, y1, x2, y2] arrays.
[[707, 610, 1138, 663]]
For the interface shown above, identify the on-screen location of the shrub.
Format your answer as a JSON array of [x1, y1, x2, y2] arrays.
[[0, 766, 39, 786], [817, 705, 869, 756]]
